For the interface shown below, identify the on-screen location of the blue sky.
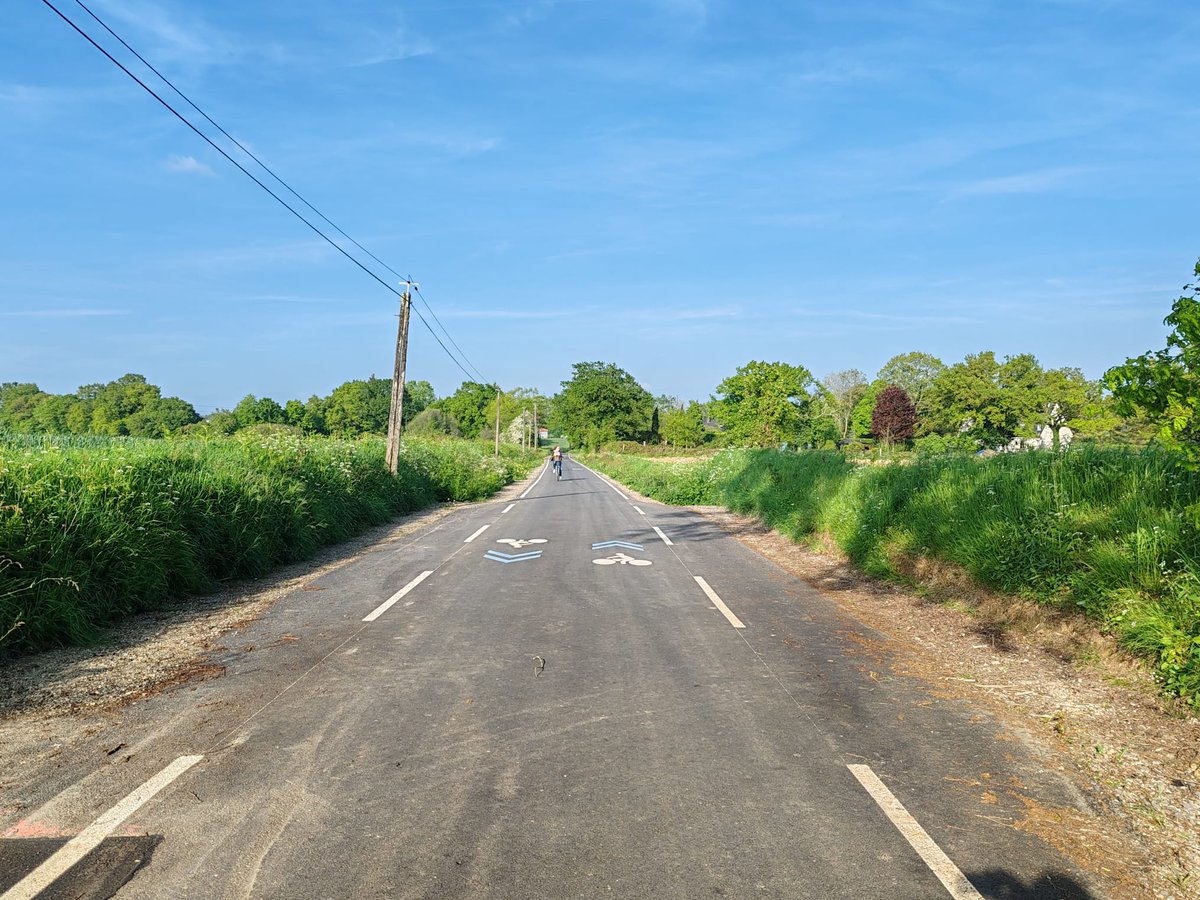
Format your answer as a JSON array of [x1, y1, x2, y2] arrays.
[[2, 0, 1197, 412]]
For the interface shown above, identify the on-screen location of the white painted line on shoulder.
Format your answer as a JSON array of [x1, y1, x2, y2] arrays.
[[2, 755, 204, 900], [464, 524, 490, 543], [363, 570, 434, 622], [847, 765, 985, 900], [633, 506, 646, 516], [693, 576, 745, 628], [502, 503, 515, 514], [653, 525, 674, 545]]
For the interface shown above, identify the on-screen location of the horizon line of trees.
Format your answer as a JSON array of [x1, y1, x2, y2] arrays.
[[0, 374, 553, 444], [7, 256, 1197, 457], [545, 349, 1151, 454]]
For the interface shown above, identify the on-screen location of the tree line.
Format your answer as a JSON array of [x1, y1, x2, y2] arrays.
[[4, 257, 1195, 456], [551, 259, 1200, 456], [0, 374, 548, 443]]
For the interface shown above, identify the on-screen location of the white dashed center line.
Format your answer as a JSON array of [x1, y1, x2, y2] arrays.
[[363, 570, 434, 622], [847, 765, 985, 900], [464, 524, 490, 543], [2, 755, 204, 900], [693, 576, 745, 629]]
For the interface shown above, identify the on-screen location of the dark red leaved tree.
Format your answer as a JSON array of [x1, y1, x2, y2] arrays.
[[871, 385, 916, 449]]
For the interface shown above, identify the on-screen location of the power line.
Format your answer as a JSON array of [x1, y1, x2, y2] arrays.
[[412, 283, 488, 383], [41, 0, 487, 386]]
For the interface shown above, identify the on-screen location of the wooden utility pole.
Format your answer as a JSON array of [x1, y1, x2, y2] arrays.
[[385, 284, 413, 475], [533, 401, 538, 450], [494, 387, 502, 457]]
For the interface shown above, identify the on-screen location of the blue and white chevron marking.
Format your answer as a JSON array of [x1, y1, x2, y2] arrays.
[[484, 549, 544, 564], [591, 540, 644, 552]]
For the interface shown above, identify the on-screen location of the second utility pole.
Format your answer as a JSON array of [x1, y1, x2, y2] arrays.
[[385, 282, 413, 475], [494, 386, 501, 457]]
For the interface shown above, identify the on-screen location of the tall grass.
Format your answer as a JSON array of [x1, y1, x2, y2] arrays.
[[588, 448, 1200, 706], [0, 433, 536, 654]]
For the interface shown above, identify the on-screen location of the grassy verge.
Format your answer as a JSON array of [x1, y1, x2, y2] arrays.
[[0, 433, 536, 654], [586, 447, 1200, 706]]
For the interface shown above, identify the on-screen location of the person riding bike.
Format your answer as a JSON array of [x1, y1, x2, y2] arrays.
[[551, 445, 563, 478]]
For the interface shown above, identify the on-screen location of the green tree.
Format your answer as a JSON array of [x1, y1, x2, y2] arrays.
[[125, 397, 199, 436], [1106, 259, 1200, 463], [204, 410, 239, 435], [402, 379, 436, 425], [437, 381, 498, 440], [660, 401, 707, 448], [876, 352, 945, 421], [712, 360, 819, 447], [233, 394, 286, 429], [820, 369, 868, 442], [407, 407, 461, 437], [85, 375, 163, 436], [850, 380, 886, 442], [552, 361, 653, 449], [924, 352, 1046, 447], [0, 383, 47, 432], [324, 377, 391, 437]]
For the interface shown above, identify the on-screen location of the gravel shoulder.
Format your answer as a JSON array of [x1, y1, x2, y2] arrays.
[[1, 477, 1197, 897]]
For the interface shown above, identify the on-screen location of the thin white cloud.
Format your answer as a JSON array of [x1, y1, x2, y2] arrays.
[[950, 166, 1095, 197], [0, 83, 128, 113], [90, 0, 243, 66], [352, 29, 436, 67], [165, 154, 215, 176], [0, 308, 130, 318], [441, 308, 573, 320]]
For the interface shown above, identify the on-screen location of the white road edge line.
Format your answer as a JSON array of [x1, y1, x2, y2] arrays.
[[464, 524, 490, 543], [847, 765, 985, 900], [693, 576, 745, 629], [653, 525, 674, 546], [1, 755, 204, 900], [363, 570, 434, 622], [502, 503, 515, 514], [633, 506, 646, 515], [519, 461, 550, 499]]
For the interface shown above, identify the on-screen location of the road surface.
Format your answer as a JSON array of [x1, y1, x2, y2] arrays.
[[0, 458, 1102, 898]]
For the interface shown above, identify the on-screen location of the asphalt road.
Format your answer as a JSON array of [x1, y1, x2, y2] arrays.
[[0, 458, 1104, 899]]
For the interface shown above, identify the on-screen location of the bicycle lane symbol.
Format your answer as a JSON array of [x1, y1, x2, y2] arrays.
[[592, 552, 652, 567]]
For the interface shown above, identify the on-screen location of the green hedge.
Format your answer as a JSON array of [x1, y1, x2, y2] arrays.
[[0, 433, 535, 653], [587, 448, 1200, 706]]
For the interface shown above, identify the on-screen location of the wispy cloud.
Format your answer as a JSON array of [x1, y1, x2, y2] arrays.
[[90, 0, 244, 66], [440, 308, 574, 320], [949, 166, 1095, 197], [165, 154, 215, 176], [171, 238, 337, 269], [350, 27, 436, 67], [0, 83, 127, 113], [0, 308, 131, 318]]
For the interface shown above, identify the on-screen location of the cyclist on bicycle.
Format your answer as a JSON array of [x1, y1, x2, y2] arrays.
[[551, 445, 563, 477]]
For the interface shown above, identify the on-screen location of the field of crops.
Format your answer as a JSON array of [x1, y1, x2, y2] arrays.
[[0, 432, 536, 654], [587, 447, 1200, 706]]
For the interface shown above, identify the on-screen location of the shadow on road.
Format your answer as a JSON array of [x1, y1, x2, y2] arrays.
[[968, 869, 1097, 899]]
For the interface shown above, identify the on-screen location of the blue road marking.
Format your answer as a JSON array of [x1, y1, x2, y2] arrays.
[[484, 550, 544, 564], [591, 541, 644, 552]]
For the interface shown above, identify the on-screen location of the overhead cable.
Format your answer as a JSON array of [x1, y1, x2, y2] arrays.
[[42, 0, 486, 385]]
